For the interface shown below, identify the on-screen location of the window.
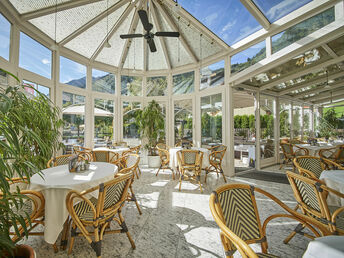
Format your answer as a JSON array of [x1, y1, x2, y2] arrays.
[[173, 71, 194, 95], [94, 99, 114, 147], [0, 13, 10, 60], [200, 60, 224, 90], [201, 94, 222, 147], [280, 101, 291, 139], [60, 56, 86, 88], [121, 76, 142, 96], [147, 76, 167, 96], [174, 99, 193, 144], [19, 32, 52, 79], [123, 101, 141, 146], [231, 41, 266, 74], [292, 103, 302, 139], [23, 80, 50, 98], [260, 95, 275, 160], [92, 69, 115, 94], [62, 92, 86, 148], [272, 8, 335, 54]]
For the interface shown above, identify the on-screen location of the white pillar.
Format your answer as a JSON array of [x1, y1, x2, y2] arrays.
[[255, 92, 261, 170], [85, 65, 93, 148], [275, 97, 280, 164], [301, 105, 305, 141], [194, 68, 201, 147]]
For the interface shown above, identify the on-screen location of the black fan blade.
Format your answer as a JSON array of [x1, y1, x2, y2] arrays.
[[138, 10, 153, 31], [147, 38, 157, 52], [155, 32, 180, 37], [120, 34, 143, 39]]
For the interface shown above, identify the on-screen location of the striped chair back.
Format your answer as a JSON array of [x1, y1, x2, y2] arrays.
[[92, 151, 109, 162], [294, 156, 324, 178], [280, 143, 293, 157]]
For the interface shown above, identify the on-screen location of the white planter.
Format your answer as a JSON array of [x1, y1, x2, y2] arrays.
[[148, 155, 160, 168]]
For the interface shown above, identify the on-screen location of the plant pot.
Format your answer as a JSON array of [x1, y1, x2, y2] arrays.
[[148, 155, 160, 168], [5, 245, 36, 258]]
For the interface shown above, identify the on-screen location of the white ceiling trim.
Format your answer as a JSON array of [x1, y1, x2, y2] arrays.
[[240, 0, 270, 30]]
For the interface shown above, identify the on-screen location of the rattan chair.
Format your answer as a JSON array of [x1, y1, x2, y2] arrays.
[[156, 145, 174, 179], [177, 149, 203, 193], [92, 150, 109, 162], [122, 145, 141, 178], [279, 143, 309, 171], [2, 178, 58, 252], [74, 150, 93, 161], [156, 143, 168, 150], [284, 171, 344, 244], [113, 141, 128, 148], [294, 156, 344, 179], [175, 139, 193, 148], [319, 145, 344, 165], [209, 183, 325, 258], [47, 154, 75, 168], [66, 173, 135, 257], [205, 145, 227, 183]]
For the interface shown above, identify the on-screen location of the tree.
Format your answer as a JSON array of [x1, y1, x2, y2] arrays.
[[249, 115, 255, 130], [234, 115, 241, 129], [241, 115, 249, 129], [323, 108, 338, 128]]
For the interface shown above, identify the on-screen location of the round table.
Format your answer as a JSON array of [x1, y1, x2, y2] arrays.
[[319, 170, 344, 206], [29, 162, 118, 244], [169, 147, 210, 172]]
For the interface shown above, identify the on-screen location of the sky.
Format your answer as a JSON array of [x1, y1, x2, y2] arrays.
[[0, 13, 11, 61]]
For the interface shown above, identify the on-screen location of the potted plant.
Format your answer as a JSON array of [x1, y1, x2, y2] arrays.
[[137, 100, 165, 168], [0, 69, 63, 256]]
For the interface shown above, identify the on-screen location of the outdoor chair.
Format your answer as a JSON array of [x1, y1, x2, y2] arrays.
[[156, 144, 174, 179], [47, 154, 78, 168], [2, 177, 58, 252], [263, 139, 274, 158], [74, 149, 93, 161], [294, 156, 344, 179], [209, 183, 324, 258], [284, 171, 344, 244], [175, 139, 193, 148], [113, 141, 128, 148], [204, 145, 227, 183], [92, 150, 109, 163], [177, 149, 203, 193], [66, 173, 135, 257], [122, 145, 141, 178], [279, 143, 309, 171], [290, 138, 306, 144], [319, 145, 344, 165], [116, 154, 142, 215]]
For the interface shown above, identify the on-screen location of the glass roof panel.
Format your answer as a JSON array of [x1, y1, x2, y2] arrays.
[[178, 0, 262, 46], [9, 0, 72, 14], [252, 0, 312, 23]]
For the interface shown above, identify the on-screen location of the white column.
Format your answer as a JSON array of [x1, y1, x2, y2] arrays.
[[115, 72, 121, 142], [290, 102, 294, 139], [301, 105, 305, 141], [310, 105, 314, 137], [275, 97, 280, 164], [168, 73, 174, 146], [255, 92, 261, 170], [9, 23, 20, 85], [85, 65, 93, 148], [194, 68, 201, 147]]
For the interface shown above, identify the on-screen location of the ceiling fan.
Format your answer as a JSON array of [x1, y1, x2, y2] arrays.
[[120, 10, 180, 52]]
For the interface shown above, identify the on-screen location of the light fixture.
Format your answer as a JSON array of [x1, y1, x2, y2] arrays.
[[50, 0, 58, 51], [324, 70, 330, 88], [105, 0, 111, 48]]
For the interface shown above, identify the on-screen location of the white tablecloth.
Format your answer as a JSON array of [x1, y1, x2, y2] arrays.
[[93, 147, 129, 154], [29, 162, 118, 244], [319, 170, 344, 206], [169, 147, 210, 171], [303, 236, 344, 258]]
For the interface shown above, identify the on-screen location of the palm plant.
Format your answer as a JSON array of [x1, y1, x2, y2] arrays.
[[0, 69, 63, 255]]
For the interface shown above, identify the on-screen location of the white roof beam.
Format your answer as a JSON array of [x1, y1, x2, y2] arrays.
[[279, 70, 344, 95], [305, 86, 344, 101], [150, 1, 171, 69], [59, 0, 131, 45], [322, 44, 339, 58], [153, 0, 198, 63], [297, 80, 344, 99], [21, 0, 103, 20], [240, 0, 270, 30], [316, 95, 344, 105], [90, 2, 137, 61], [313, 90, 344, 104]]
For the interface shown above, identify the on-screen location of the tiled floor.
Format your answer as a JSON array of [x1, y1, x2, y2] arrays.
[[22, 166, 311, 257]]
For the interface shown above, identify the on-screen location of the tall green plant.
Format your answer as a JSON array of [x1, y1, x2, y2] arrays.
[[137, 100, 165, 156], [0, 69, 63, 254]]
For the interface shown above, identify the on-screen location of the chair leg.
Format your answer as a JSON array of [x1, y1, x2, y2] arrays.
[[52, 243, 58, 253], [197, 175, 203, 194], [179, 173, 183, 192], [134, 167, 139, 179], [92, 224, 102, 258], [156, 165, 162, 177], [204, 170, 208, 183], [118, 210, 136, 249], [220, 168, 227, 183], [60, 217, 71, 250], [130, 185, 142, 215], [283, 223, 304, 244], [68, 223, 77, 255]]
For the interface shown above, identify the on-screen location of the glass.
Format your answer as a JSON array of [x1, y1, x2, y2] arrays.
[[23, 80, 50, 98], [303, 105, 312, 139], [0, 13, 10, 60], [121, 75, 142, 96], [147, 76, 167, 96], [260, 95, 275, 160], [123, 101, 141, 146], [174, 99, 193, 144], [92, 69, 115, 94], [158, 102, 167, 141], [280, 101, 291, 139], [201, 94, 222, 147], [19, 32, 52, 79], [252, 0, 312, 23], [173, 71, 194, 95], [200, 60, 224, 90], [292, 103, 302, 139], [272, 8, 335, 54], [60, 56, 86, 88], [94, 99, 114, 147], [62, 92, 85, 147], [231, 41, 266, 74]]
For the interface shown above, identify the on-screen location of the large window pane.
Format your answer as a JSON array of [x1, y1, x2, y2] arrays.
[[201, 94, 222, 147], [292, 103, 302, 139], [0, 13, 10, 60], [272, 8, 335, 54], [60, 56, 86, 88], [19, 32, 52, 79], [62, 92, 85, 150], [121, 75, 142, 96], [173, 71, 194, 95], [231, 41, 266, 74], [200, 60, 224, 90], [23, 79, 50, 98], [147, 76, 167, 96], [94, 99, 114, 147], [260, 95, 275, 160], [303, 105, 312, 139], [123, 101, 141, 146], [280, 101, 291, 139], [174, 99, 193, 144], [92, 69, 115, 94]]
